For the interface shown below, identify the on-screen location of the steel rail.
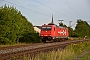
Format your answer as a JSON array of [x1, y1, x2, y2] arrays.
[[0, 39, 89, 60]]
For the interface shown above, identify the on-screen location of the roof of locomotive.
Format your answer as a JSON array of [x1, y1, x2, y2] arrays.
[[42, 24, 66, 28]]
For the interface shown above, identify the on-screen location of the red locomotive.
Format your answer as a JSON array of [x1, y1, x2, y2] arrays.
[[40, 16, 69, 42]]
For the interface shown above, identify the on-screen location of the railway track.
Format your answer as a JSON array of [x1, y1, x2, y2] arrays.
[[0, 39, 89, 60]]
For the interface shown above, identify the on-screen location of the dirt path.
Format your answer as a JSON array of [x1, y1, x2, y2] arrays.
[[73, 49, 90, 60]]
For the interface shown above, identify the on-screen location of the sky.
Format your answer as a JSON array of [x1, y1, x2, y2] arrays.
[[0, 0, 90, 28]]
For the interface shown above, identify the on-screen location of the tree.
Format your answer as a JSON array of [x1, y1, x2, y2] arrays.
[[0, 5, 38, 44], [59, 22, 67, 27], [74, 19, 90, 38]]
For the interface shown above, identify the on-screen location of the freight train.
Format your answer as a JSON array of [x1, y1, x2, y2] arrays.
[[40, 16, 69, 42]]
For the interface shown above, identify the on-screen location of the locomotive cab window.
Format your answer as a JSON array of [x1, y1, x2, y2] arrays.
[[47, 27, 52, 30], [42, 27, 47, 30], [42, 26, 52, 30]]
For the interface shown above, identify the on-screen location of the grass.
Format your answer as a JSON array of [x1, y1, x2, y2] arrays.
[[0, 43, 28, 47], [79, 52, 90, 60], [20, 49, 75, 60], [4, 39, 89, 60], [68, 37, 83, 40], [14, 40, 90, 60], [33, 49, 75, 60]]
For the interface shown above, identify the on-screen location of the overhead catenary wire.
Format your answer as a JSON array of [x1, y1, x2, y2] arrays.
[[2, 0, 52, 18], [2, 0, 76, 19], [1, 0, 81, 23], [33, 0, 75, 19], [1, 0, 62, 22], [19, 0, 53, 18], [21, 0, 72, 20], [48, 0, 77, 18], [62, 0, 80, 17], [1, 0, 61, 20]]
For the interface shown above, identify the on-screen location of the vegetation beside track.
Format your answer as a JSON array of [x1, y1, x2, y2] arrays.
[[79, 52, 90, 60], [0, 5, 40, 45], [0, 43, 27, 47], [17, 40, 90, 60]]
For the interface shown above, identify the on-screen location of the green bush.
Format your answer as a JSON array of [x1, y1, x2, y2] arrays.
[[0, 5, 36, 44], [19, 33, 40, 43], [0, 37, 12, 44]]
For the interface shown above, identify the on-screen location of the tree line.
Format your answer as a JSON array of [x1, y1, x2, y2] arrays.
[[0, 5, 40, 44]]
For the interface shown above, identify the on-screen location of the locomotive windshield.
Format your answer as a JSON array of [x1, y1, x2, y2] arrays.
[[42, 26, 52, 30]]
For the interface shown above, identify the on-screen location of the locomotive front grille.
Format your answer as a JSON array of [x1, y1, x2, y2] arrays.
[[40, 36, 52, 41]]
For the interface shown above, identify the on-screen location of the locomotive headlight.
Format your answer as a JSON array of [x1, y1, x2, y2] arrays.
[[41, 35, 43, 36]]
